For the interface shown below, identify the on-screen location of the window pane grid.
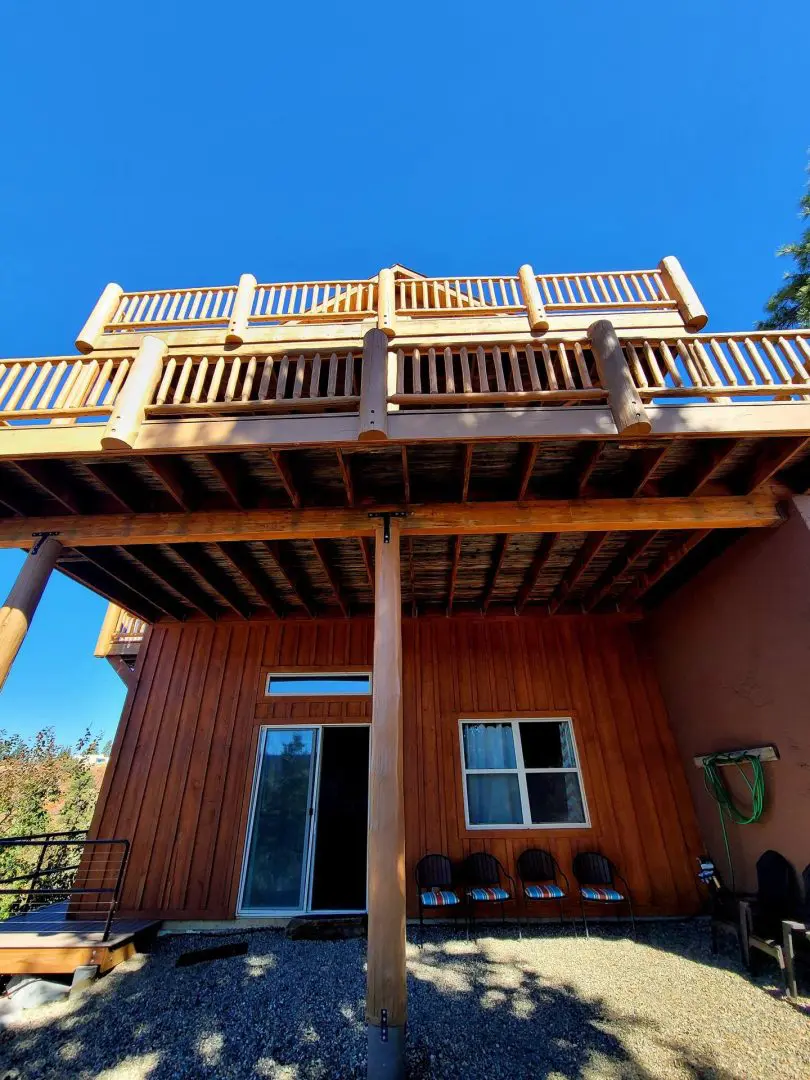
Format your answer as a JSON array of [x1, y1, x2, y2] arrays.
[[460, 719, 589, 830]]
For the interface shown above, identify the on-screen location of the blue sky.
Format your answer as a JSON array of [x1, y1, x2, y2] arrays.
[[1, 1, 808, 745]]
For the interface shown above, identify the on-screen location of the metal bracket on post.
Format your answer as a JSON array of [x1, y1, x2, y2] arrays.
[[368, 512, 406, 544], [31, 531, 60, 555], [380, 1009, 388, 1043]]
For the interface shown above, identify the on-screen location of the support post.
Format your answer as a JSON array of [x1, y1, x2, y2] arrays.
[[226, 273, 257, 345], [94, 602, 122, 658], [75, 283, 124, 354], [101, 336, 168, 451], [658, 256, 708, 331], [518, 264, 549, 331], [589, 319, 652, 437], [366, 522, 406, 1080], [359, 329, 390, 442], [377, 268, 397, 339], [0, 535, 63, 692]]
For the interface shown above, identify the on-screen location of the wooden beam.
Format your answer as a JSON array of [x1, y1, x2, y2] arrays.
[[631, 446, 669, 496], [359, 537, 375, 595], [216, 542, 282, 617], [461, 444, 473, 501], [336, 450, 355, 507], [270, 450, 301, 508], [515, 534, 556, 614], [580, 531, 659, 612], [11, 461, 84, 514], [80, 463, 138, 513], [0, 495, 783, 549], [405, 536, 417, 617], [366, 524, 406, 1071], [740, 436, 810, 493], [124, 545, 222, 621], [577, 442, 603, 496], [679, 439, 737, 496], [311, 539, 348, 616], [142, 456, 192, 511], [75, 547, 185, 621], [169, 544, 254, 619], [547, 532, 609, 614], [204, 455, 244, 510], [517, 445, 538, 502], [447, 535, 462, 614], [620, 530, 713, 607], [0, 537, 63, 691], [482, 535, 510, 612], [401, 447, 411, 506], [263, 541, 315, 617]]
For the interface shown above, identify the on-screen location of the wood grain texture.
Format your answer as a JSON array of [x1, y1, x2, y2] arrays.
[[89, 616, 702, 920]]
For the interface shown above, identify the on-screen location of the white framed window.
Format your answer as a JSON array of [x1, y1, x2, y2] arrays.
[[459, 718, 590, 829], [265, 672, 372, 697]]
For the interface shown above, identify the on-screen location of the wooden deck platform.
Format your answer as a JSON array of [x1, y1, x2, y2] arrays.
[[0, 903, 161, 975]]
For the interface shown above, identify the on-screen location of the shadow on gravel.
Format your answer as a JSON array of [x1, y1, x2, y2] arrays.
[[0, 922, 797, 1079]]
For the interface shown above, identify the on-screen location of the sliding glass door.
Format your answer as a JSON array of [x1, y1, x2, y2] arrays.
[[240, 728, 318, 912], [238, 725, 370, 915]]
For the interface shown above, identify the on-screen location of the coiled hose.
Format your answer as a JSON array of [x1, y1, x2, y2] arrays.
[[702, 752, 766, 892]]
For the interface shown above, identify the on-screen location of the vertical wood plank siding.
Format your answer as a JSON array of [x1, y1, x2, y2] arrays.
[[90, 618, 702, 920]]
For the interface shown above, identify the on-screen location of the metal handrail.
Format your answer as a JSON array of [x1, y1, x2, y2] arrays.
[[0, 832, 130, 942]]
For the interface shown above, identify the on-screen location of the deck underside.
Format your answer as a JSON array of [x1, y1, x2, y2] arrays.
[[1, 431, 805, 620]]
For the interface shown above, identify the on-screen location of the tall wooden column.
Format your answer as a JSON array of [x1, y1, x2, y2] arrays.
[[0, 536, 63, 692], [366, 521, 406, 1080]]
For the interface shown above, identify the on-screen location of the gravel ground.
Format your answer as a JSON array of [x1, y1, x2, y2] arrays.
[[1, 921, 808, 1079]]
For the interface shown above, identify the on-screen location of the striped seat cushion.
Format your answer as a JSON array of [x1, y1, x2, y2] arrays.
[[420, 889, 461, 907], [524, 883, 565, 900], [581, 886, 624, 902], [468, 886, 510, 902]]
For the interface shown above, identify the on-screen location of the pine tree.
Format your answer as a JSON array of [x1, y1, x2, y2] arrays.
[[758, 170, 810, 330]]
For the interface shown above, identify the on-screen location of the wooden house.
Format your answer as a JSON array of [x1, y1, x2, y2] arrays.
[[2, 261, 809, 1074]]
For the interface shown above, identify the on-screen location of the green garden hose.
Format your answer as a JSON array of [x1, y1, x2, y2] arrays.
[[702, 752, 766, 892]]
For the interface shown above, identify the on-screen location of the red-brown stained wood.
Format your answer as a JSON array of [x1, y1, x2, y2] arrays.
[[89, 615, 701, 920]]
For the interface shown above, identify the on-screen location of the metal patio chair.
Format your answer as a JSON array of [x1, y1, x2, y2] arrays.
[[782, 863, 810, 999], [572, 851, 635, 937], [463, 851, 519, 937], [415, 854, 463, 942], [517, 848, 572, 931], [739, 849, 802, 989]]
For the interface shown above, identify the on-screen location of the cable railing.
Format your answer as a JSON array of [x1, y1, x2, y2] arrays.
[[0, 831, 130, 941]]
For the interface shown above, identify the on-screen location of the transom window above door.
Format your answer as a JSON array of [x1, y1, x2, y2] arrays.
[[459, 718, 589, 829], [265, 672, 372, 697]]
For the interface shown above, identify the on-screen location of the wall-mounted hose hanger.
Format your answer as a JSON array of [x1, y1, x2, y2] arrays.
[[694, 745, 777, 891]]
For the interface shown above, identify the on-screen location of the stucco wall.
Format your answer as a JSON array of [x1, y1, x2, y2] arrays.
[[646, 497, 810, 892]]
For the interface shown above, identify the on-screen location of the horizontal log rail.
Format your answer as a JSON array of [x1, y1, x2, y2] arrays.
[[0, 496, 784, 550]]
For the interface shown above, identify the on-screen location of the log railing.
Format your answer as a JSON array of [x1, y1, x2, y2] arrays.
[[3, 330, 810, 429], [108, 286, 238, 330], [76, 257, 704, 350], [626, 332, 810, 401], [111, 611, 147, 648], [391, 343, 605, 406], [147, 349, 361, 416], [0, 354, 132, 423], [252, 280, 377, 322]]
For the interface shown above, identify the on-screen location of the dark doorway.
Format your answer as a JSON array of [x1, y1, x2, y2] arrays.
[[310, 726, 369, 911]]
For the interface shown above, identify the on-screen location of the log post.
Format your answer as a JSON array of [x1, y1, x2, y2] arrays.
[[589, 319, 652, 437], [0, 536, 63, 692], [359, 329, 390, 441], [518, 264, 549, 331], [658, 256, 708, 331], [75, 283, 124, 354], [94, 602, 122, 658], [226, 273, 257, 346], [377, 268, 397, 339], [101, 336, 168, 451], [366, 521, 406, 1080]]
